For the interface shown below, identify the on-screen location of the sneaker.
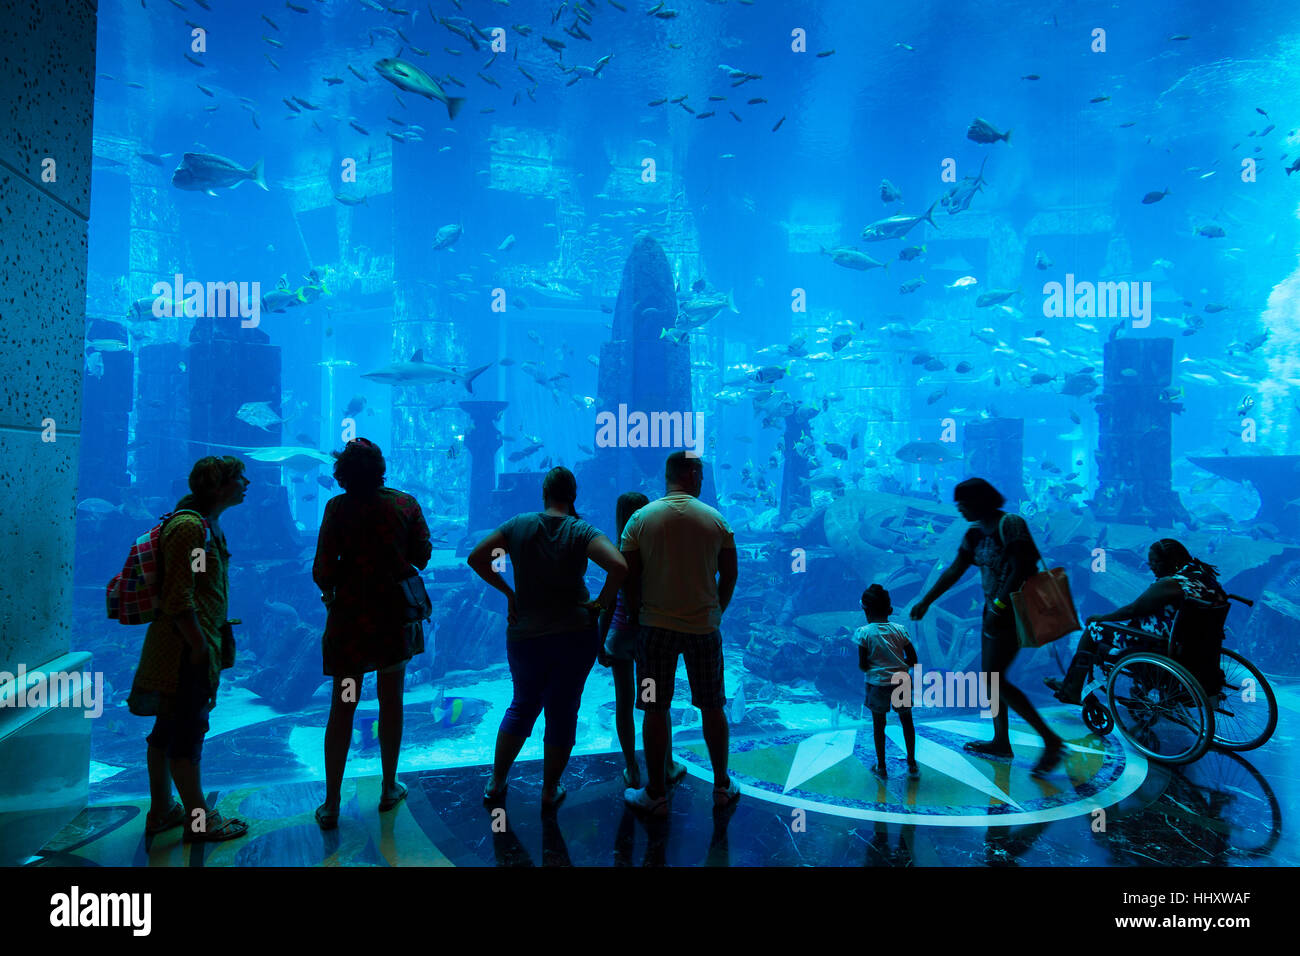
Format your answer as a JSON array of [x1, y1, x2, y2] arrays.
[[624, 787, 668, 817], [713, 778, 741, 808], [871, 764, 888, 781], [907, 761, 921, 779]]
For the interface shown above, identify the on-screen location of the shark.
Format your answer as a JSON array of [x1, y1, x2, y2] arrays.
[[187, 441, 333, 472], [361, 351, 493, 392]]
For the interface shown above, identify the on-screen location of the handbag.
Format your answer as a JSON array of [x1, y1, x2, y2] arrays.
[[220, 619, 239, 669], [999, 515, 1082, 648], [397, 570, 433, 622]]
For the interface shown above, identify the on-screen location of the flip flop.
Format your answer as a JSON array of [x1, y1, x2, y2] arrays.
[[378, 781, 408, 812], [145, 801, 185, 835], [541, 783, 566, 810], [182, 814, 249, 843], [483, 782, 508, 804], [666, 761, 688, 785], [315, 805, 339, 830]]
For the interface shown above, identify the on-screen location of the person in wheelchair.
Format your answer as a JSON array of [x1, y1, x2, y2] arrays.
[[1046, 538, 1227, 705]]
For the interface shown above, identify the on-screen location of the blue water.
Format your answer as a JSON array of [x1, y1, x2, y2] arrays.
[[77, 0, 1300, 793]]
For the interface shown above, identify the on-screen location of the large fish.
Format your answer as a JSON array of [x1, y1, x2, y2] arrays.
[[374, 57, 466, 119], [895, 441, 963, 464], [966, 117, 1011, 144], [861, 201, 939, 241], [171, 152, 267, 196], [820, 246, 887, 271], [362, 350, 492, 392], [940, 156, 988, 214], [676, 289, 738, 328], [432, 223, 463, 250]]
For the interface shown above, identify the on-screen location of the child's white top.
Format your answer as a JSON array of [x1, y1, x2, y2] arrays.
[[853, 622, 911, 686]]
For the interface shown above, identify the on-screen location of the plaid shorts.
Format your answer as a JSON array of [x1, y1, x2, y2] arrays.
[[635, 625, 725, 712]]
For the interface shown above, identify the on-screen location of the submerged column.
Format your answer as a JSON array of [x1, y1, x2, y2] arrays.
[[964, 418, 1025, 507]]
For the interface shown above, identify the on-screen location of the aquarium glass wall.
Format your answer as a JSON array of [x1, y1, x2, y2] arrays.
[[77, 0, 1300, 797]]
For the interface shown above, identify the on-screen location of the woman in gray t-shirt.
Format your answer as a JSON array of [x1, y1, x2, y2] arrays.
[[467, 467, 627, 808]]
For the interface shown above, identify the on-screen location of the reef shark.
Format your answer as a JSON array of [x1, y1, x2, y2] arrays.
[[362, 351, 493, 392]]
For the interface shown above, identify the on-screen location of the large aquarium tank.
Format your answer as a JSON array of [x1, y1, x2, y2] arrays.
[[77, 0, 1300, 802]]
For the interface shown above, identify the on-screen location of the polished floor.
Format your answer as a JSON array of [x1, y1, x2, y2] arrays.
[[30, 699, 1296, 867]]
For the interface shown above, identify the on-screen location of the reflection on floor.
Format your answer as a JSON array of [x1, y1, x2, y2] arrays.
[[31, 703, 1296, 867]]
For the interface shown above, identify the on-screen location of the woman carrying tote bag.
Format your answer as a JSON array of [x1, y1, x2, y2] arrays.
[[909, 478, 1066, 777]]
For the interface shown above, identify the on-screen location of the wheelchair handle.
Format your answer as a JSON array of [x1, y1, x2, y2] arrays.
[[1226, 593, 1254, 607]]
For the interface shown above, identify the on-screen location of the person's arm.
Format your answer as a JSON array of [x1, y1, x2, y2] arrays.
[[585, 534, 628, 611], [407, 498, 433, 570], [161, 517, 208, 657], [1088, 578, 1183, 624], [902, 638, 918, 668], [717, 546, 738, 615], [466, 529, 515, 623], [313, 499, 340, 606], [621, 548, 642, 628], [992, 517, 1038, 610], [910, 550, 974, 619], [858, 643, 871, 672]]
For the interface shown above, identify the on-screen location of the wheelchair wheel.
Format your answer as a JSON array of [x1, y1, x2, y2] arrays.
[[1211, 648, 1278, 752], [1081, 693, 1114, 735], [1106, 652, 1213, 764]]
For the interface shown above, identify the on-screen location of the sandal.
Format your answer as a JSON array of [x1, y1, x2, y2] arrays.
[[622, 767, 642, 789], [315, 805, 339, 831], [145, 801, 185, 835], [483, 782, 508, 804], [963, 740, 1014, 760], [378, 781, 408, 812], [183, 813, 249, 843], [541, 783, 566, 809], [666, 761, 688, 785]]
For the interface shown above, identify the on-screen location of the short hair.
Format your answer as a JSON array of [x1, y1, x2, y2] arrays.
[[333, 437, 386, 493], [179, 455, 246, 512], [542, 466, 578, 516], [616, 491, 649, 540], [953, 477, 1006, 513], [665, 450, 704, 485], [861, 583, 892, 616]]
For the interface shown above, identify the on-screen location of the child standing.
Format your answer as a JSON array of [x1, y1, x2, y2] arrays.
[[854, 584, 920, 780]]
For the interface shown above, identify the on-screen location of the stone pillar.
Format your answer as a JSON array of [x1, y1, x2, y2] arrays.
[[459, 400, 508, 534], [964, 418, 1025, 506], [1092, 337, 1189, 525], [0, 0, 98, 865]]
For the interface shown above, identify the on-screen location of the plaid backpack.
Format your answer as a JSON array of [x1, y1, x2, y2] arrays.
[[106, 510, 210, 624]]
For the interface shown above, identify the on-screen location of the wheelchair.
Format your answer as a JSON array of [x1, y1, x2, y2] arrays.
[[1075, 595, 1278, 765]]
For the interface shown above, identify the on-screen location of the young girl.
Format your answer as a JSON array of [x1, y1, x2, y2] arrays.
[[597, 492, 649, 787], [856, 584, 920, 780]]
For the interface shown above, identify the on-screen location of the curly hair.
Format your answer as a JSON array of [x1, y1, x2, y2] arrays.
[[953, 477, 1006, 514], [177, 455, 246, 513], [860, 583, 893, 616], [333, 437, 386, 493]]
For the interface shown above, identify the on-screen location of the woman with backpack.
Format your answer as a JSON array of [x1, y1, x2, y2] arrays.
[[128, 455, 251, 842], [909, 478, 1066, 777]]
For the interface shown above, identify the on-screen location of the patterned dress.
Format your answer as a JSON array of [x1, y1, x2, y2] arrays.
[[1087, 561, 1227, 646], [313, 488, 432, 676]]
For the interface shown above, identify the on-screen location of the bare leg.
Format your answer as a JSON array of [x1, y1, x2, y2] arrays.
[[872, 712, 888, 768], [898, 708, 917, 761], [167, 757, 207, 833], [699, 707, 730, 788], [541, 745, 572, 801], [146, 745, 175, 819], [641, 709, 670, 798], [489, 730, 528, 792], [322, 675, 361, 812], [612, 660, 639, 785], [376, 665, 405, 799]]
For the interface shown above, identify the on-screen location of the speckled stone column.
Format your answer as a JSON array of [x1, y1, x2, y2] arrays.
[[0, 0, 98, 864]]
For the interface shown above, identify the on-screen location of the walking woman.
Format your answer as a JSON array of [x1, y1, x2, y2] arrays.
[[129, 455, 251, 842], [909, 478, 1065, 776], [312, 438, 432, 829], [467, 466, 627, 808]]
